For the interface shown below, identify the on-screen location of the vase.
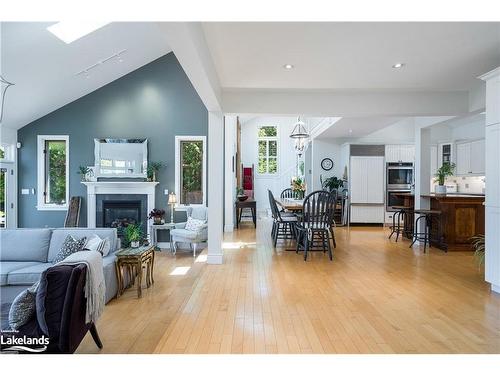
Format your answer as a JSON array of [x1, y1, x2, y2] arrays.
[[131, 241, 140, 248], [153, 217, 162, 225], [435, 185, 447, 195]]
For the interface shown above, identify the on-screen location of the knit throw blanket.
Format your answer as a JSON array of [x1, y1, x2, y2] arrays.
[[57, 251, 106, 323]]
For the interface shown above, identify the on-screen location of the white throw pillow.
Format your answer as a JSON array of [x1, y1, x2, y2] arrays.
[[84, 234, 111, 256], [185, 217, 206, 232]]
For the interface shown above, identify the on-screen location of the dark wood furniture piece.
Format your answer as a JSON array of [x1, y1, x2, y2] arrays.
[[268, 190, 298, 247], [235, 198, 257, 228], [115, 246, 155, 298], [0, 264, 102, 353], [410, 209, 443, 252], [388, 205, 413, 242], [64, 196, 82, 227], [393, 193, 485, 250], [295, 190, 336, 261]]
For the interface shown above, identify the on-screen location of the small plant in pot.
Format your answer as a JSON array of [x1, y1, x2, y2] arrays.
[[124, 224, 144, 248], [148, 208, 165, 225], [236, 187, 248, 201], [77, 165, 93, 182], [147, 162, 164, 182], [434, 163, 455, 194], [320, 175, 344, 192]]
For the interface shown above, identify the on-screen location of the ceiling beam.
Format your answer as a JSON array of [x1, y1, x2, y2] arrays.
[[222, 89, 470, 117], [157, 22, 222, 112]]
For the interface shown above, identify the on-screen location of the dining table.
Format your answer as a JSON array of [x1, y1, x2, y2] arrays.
[[275, 198, 304, 212]]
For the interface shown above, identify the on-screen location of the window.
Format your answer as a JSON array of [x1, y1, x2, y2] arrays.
[[37, 135, 69, 210], [0, 144, 15, 162], [257, 126, 278, 175], [175, 136, 206, 207]]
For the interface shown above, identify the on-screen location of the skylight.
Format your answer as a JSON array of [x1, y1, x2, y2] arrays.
[[47, 21, 110, 44]]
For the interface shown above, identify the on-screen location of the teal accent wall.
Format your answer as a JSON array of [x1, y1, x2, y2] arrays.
[[17, 53, 208, 228]]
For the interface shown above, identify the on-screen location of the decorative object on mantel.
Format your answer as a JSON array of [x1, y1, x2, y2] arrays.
[[0, 74, 15, 123], [236, 187, 248, 201], [77, 165, 94, 182], [291, 176, 306, 199], [147, 161, 164, 182], [124, 223, 144, 248], [289, 116, 310, 139], [168, 192, 177, 224], [434, 163, 456, 194], [148, 208, 165, 225]]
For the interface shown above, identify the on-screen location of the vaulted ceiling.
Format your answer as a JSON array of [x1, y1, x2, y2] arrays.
[[1, 22, 171, 129]]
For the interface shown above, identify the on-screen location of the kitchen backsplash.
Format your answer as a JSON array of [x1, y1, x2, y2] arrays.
[[430, 175, 485, 194]]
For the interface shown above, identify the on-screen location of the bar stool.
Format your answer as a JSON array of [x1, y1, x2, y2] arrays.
[[410, 209, 442, 252], [388, 206, 411, 242]]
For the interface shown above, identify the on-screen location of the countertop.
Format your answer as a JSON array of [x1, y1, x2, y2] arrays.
[[394, 192, 485, 199]]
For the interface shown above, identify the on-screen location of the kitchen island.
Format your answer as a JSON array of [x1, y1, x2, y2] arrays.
[[394, 193, 485, 251]]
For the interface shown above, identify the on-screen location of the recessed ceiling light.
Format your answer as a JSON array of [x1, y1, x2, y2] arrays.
[[47, 21, 110, 44], [392, 62, 405, 69], [283, 64, 294, 70]]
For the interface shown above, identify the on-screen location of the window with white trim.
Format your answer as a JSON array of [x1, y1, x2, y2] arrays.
[[257, 126, 278, 175], [37, 135, 69, 210], [175, 136, 206, 207]]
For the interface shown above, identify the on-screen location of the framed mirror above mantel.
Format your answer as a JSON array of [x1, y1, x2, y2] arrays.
[[94, 138, 148, 179]]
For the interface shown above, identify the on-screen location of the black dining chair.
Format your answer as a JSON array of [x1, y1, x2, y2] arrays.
[[268, 190, 298, 247], [295, 190, 336, 261]]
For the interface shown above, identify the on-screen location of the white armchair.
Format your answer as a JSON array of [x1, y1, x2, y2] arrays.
[[170, 206, 208, 257]]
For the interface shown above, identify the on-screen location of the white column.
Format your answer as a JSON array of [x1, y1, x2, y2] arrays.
[[480, 67, 500, 293], [414, 124, 431, 211], [207, 111, 224, 264], [224, 116, 237, 232]]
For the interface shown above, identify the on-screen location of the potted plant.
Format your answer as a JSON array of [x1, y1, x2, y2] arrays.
[[470, 234, 485, 269], [147, 162, 164, 182], [77, 165, 93, 182], [320, 175, 344, 192], [148, 208, 165, 225], [124, 224, 144, 248], [434, 163, 456, 194], [291, 177, 306, 199], [236, 187, 248, 201]]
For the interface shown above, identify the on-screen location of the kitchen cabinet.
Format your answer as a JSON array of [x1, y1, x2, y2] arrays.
[[455, 139, 485, 175], [437, 143, 454, 169], [385, 144, 415, 163], [430, 145, 438, 176], [350, 156, 385, 223]]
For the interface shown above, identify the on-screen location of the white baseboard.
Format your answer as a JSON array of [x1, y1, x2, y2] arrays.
[[224, 224, 234, 232], [207, 253, 223, 264], [492, 284, 500, 294]]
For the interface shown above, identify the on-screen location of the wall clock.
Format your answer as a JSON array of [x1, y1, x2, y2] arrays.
[[321, 157, 334, 171]]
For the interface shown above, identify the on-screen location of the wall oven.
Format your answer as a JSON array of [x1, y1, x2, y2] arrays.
[[386, 190, 410, 212], [386, 162, 413, 190]]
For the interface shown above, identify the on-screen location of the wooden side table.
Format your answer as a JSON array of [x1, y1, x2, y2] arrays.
[[115, 245, 155, 298], [235, 199, 257, 228]]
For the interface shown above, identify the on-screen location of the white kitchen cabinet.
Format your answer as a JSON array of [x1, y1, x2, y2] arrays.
[[430, 145, 438, 176], [385, 144, 415, 163], [350, 156, 385, 223], [437, 143, 454, 169], [455, 139, 485, 175], [350, 156, 384, 204], [470, 139, 485, 174]]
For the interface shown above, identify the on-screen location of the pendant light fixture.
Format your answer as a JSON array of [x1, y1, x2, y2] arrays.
[[289, 116, 310, 139], [0, 75, 15, 123], [294, 137, 309, 156]]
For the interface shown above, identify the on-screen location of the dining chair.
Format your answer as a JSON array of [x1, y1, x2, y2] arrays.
[[268, 190, 298, 247], [295, 190, 336, 261]]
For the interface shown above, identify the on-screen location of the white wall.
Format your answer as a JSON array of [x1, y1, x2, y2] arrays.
[[310, 139, 342, 191], [240, 116, 300, 211]]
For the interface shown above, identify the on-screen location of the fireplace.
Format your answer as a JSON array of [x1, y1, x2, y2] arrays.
[[96, 194, 148, 238], [103, 200, 141, 229]]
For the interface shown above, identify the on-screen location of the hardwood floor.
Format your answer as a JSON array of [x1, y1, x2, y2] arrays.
[[77, 219, 500, 354]]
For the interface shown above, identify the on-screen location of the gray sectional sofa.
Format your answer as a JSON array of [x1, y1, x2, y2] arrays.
[[0, 228, 120, 304]]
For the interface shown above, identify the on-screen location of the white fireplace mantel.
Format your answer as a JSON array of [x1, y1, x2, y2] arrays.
[[82, 181, 159, 232]]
